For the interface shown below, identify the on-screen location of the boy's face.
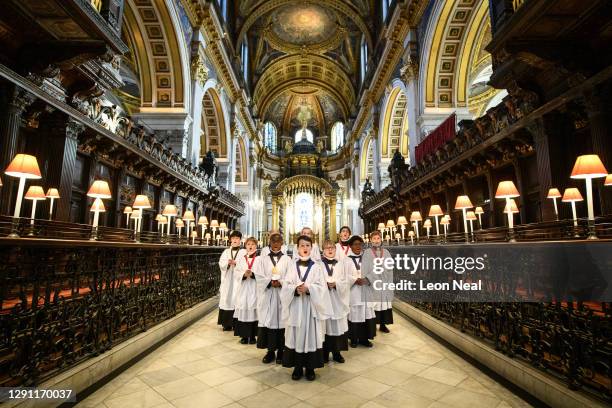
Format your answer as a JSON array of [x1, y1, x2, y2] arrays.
[[301, 228, 312, 238], [246, 241, 257, 253], [339, 229, 350, 241], [350, 240, 363, 255], [371, 234, 382, 245], [298, 240, 312, 257], [323, 244, 336, 259], [270, 238, 282, 252], [230, 236, 241, 247]]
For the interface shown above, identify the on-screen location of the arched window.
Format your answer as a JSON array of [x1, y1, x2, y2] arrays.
[[294, 128, 313, 143], [331, 122, 344, 151], [360, 35, 368, 83], [264, 122, 277, 150]]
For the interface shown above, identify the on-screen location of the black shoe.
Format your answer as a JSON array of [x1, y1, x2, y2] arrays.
[[332, 352, 345, 363], [275, 352, 283, 364], [222, 326, 232, 331], [262, 351, 275, 364], [240, 337, 248, 344], [292, 367, 303, 381], [360, 340, 373, 347], [350, 339, 358, 348], [249, 337, 257, 344], [305, 369, 316, 381], [323, 352, 329, 363], [379, 325, 390, 333]]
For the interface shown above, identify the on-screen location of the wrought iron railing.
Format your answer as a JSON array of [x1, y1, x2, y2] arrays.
[[0, 240, 223, 387]]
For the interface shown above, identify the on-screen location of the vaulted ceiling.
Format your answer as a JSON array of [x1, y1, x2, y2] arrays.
[[234, 1, 373, 138]]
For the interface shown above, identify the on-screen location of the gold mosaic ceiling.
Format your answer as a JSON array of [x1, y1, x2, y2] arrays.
[[238, 1, 371, 138]]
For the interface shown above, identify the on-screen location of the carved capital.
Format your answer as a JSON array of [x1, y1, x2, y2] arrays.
[[400, 55, 419, 84], [191, 55, 209, 87]]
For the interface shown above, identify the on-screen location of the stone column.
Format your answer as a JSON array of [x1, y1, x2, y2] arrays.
[[400, 42, 419, 166], [330, 197, 337, 242]]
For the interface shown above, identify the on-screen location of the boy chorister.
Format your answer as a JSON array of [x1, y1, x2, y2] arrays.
[[343, 235, 376, 347], [320, 240, 349, 363], [292, 227, 321, 261], [281, 235, 332, 381], [217, 231, 246, 331], [255, 233, 290, 364], [361, 230, 394, 333], [335, 226, 352, 261], [233, 237, 259, 344]]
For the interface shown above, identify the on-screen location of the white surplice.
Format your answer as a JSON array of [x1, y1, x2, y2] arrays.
[[233, 254, 259, 322], [218, 247, 246, 310], [255, 251, 291, 329], [319, 258, 349, 336], [343, 250, 375, 322], [334, 242, 350, 262], [361, 246, 394, 311], [281, 260, 332, 353]]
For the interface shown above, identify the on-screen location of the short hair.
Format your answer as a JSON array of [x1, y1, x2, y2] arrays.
[[296, 235, 312, 246], [339, 226, 352, 235], [229, 230, 242, 239], [270, 233, 283, 244], [245, 237, 258, 245], [369, 230, 382, 238], [348, 235, 364, 246], [322, 239, 335, 249], [300, 227, 313, 234]]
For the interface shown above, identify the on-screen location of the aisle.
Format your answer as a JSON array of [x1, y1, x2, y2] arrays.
[[78, 310, 532, 408]]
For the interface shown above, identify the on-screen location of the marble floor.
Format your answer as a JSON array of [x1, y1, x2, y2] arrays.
[[78, 311, 533, 408]]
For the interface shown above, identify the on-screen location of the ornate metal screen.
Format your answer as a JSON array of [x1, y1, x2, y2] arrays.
[[0, 241, 222, 387]]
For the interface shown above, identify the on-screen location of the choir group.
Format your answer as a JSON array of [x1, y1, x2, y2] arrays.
[[217, 226, 394, 381]]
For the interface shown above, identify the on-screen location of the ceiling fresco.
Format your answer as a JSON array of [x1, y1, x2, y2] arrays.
[[238, 1, 372, 138]]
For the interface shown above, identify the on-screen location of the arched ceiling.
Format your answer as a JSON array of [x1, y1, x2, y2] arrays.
[[238, 1, 372, 137]]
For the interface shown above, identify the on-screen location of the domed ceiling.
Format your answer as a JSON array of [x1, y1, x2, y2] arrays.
[[235, 1, 373, 140]]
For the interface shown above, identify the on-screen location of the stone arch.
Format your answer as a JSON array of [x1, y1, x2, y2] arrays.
[[380, 86, 409, 160], [235, 136, 248, 184], [122, 0, 188, 109], [360, 132, 375, 183], [200, 87, 229, 160]]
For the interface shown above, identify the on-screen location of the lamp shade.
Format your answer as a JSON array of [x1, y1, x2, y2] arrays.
[[155, 214, 164, 222], [87, 180, 112, 199], [397, 216, 408, 225], [24, 186, 46, 200], [547, 188, 562, 199], [219, 222, 227, 230], [423, 219, 432, 228], [205, 232, 211, 239], [133, 195, 151, 209], [562, 188, 583, 202], [408, 231, 415, 237], [123, 206, 133, 214], [5, 154, 42, 179], [159, 216, 168, 224], [504, 199, 519, 214], [377, 222, 385, 230], [495, 181, 520, 198], [571, 154, 608, 179], [90, 197, 106, 212], [191, 231, 198, 238], [440, 217, 450, 225], [210, 219, 219, 228], [454, 195, 473, 209], [604, 175, 612, 186], [45, 188, 60, 199], [132, 209, 141, 218], [386, 219, 395, 228], [410, 211, 422, 222], [444, 214, 451, 221], [466, 211, 478, 221], [474, 206, 484, 215], [428, 205, 443, 217], [198, 216, 208, 225], [183, 210, 195, 221], [175, 219, 185, 227], [162, 204, 178, 216]]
